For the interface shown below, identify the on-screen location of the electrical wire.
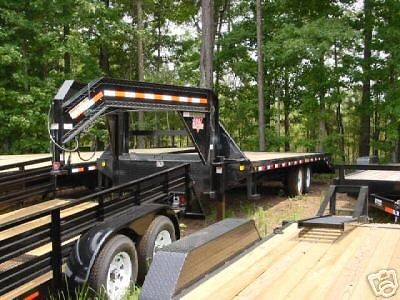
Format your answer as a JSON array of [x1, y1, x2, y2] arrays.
[[77, 133, 97, 161], [47, 105, 79, 152]]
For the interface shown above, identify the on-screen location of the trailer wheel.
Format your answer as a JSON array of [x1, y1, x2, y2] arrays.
[[287, 167, 304, 196], [137, 215, 176, 282], [303, 166, 312, 193], [89, 234, 138, 300]]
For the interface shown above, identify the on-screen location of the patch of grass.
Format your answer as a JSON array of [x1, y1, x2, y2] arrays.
[[123, 285, 140, 300]]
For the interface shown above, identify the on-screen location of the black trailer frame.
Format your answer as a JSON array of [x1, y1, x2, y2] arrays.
[[0, 163, 192, 299], [49, 77, 332, 219], [334, 164, 400, 221]]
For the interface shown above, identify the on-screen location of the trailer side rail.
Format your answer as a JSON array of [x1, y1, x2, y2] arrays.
[[0, 163, 191, 297]]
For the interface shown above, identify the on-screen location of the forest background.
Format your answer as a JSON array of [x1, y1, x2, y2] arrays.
[[0, 0, 399, 163]]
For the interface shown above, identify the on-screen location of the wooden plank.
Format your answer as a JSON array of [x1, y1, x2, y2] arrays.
[[0, 271, 53, 300], [181, 224, 301, 300], [0, 201, 96, 240], [284, 226, 371, 299], [345, 170, 400, 182], [184, 223, 400, 300], [0, 199, 69, 225], [243, 152, 319, 162], [240, 238, 334, 299], [348, 226, 400, 299]]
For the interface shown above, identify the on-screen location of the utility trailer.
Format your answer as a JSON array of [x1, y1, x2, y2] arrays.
[[141, 184, 400, 300], [0, 157, 190, 300], [0, 77, 332, 299], [335, 164, 400, 221], [50, 77, 332, 218]]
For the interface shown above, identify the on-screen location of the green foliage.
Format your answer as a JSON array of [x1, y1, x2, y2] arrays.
[[0, 0, 399, 162]]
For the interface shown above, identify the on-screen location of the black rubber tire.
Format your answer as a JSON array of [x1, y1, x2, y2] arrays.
[[88, 234, 138, 298], [287, 167, 304, 196], [303, 166, 312, 194], [137, 215, 176, 283]]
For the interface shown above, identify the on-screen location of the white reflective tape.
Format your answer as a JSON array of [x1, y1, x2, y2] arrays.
[[282, 162, 286, 167], [163, 95, 172, 101], [52, 123, 73, 130], [69, 97, 95, 119], [267, 165, 271, 170], [275, 164, 279, 168], [192, 97, 200, 104], [88, 165, 97, 171], [71, 168, 80, 173], [104, 90, 116, 97], [125, 91, 135, 98], [179, 96, 189, 102], [145, 93, 155, 99]]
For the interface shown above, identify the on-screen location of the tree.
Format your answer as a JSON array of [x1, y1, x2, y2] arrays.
[[256, 0, 265, 151], [200, 0, 214, 88], [359, 0, 373, 157]]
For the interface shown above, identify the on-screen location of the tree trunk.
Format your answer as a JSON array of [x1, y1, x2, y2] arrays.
[[99, 0, 110, 75], [283, 69, 290, 152], [63, 25, 71, 74], [256, 0, 265, 151], [136, 0, 145, 148], [200, 0, 214, 88], [359, 0, 372, 157], [334, 44, 345, 162], [215, 0, 229, 95]]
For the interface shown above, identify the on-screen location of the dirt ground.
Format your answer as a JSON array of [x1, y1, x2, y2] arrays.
[[180, 178, 395, 237], [180, 180, 329, 237]]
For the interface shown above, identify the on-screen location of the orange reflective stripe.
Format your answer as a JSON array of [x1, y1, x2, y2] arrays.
[[92, 91, 103, 103], [136, 92, 145, 99], [24, 291, 39, 300], [116, 91, 125, 97]]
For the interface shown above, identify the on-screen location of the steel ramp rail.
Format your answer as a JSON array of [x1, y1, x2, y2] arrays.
[[298, 185, 369, 230]]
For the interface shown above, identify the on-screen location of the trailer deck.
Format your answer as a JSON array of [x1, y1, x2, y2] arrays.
[[0, 149, 329, 172], [345, 169, 400, 182], [180, 222, 400, 300]]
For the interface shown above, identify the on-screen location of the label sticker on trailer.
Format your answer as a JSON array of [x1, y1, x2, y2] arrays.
[[192, 117, 204, 132], [374, 198, 383, 207], [183, 112, 205, 118]]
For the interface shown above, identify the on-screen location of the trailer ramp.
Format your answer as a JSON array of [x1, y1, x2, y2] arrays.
[[298, 184, 369, 230], [141, 219, 400, 300]]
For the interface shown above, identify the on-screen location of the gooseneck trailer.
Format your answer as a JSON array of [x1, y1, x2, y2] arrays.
[[0, 77, 332, 299]]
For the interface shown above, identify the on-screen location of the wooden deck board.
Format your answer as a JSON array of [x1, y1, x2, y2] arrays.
[[0, 271, 53, 300], [243, 152, 319, 162], [183, 223, 400, 300], [0, 150, 323, 169], [345, 170, 400, 182], [0, 199, 96, 241]]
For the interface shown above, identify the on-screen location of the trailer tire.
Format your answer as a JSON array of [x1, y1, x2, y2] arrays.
[[303, 166, 312, 193], [89, 234, 138, 299], [137, 215, 176, 283], [287, 167, 304, 196]]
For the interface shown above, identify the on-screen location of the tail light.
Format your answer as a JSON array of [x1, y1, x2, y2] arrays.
[[52, 161, 61, 171]]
